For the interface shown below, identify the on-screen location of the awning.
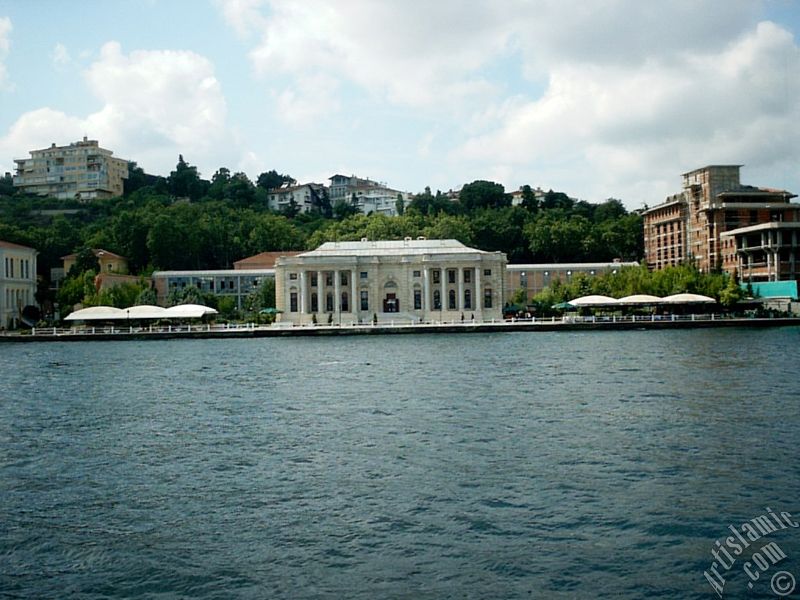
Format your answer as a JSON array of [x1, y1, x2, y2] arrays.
[[64, 306, 126, 321], [617, 294, 663, 305], [567, 295, 619, 306], [661, 293, 716, 304]]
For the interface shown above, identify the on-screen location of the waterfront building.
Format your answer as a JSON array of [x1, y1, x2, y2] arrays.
[[274, 238, 507, 325], [506, 261, 639, 298], [152, 269, 275, 309], [0, 240, 38, 329], [266, 183, 327, 214], [643, 166, 797, 275], [13, 137, 129, 200]]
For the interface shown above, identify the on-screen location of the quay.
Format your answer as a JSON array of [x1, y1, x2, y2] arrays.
[[1, 314, 799, 342]]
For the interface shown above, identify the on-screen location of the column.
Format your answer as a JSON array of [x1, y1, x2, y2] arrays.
[[457, 267, 464, 312], [317, 270, 323, 313], [334, 269, 341, 315], [423, 267, 430, 314], [475, 266, 482, 316], [351, 268, 356, 314], [440, 268, 445, 313], [299, 271, 306, 314]]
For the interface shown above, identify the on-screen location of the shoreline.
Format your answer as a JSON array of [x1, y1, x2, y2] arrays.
[[1, 316, 799, 342]]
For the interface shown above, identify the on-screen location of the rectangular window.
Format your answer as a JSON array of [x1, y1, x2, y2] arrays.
[[360, 271, 368, 279], [520, 272, 528, 287], [484, 269, 492, 276], [326, 274, 333, 286], [360, 290, 369, 311], [414, 289, 422, 310], [413, 270, 421, 278], [290, 292, 298, 312], [484, 288, 493, 309], [289, 273, 298, 280], [463, 270, 471, 283], [311, 274, 318, 287], [341, 272, 348, 286], [448, 269, 456, 284], [432, 270, 440, 284]]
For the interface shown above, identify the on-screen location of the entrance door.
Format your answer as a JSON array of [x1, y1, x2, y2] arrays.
[[383, 293, 399, 313]]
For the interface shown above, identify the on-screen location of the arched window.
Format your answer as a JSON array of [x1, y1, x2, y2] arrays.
[[326, 292, 334, 312], [433, 290, 441, 310], [448, 289, 456, 310], [341, 291, 349, 312], [311, 292, 318, 313], [464, 289, 471, 309], [289, 288, 298, 312], [483, 288, 493, 309], [413, 286, 422, 310]]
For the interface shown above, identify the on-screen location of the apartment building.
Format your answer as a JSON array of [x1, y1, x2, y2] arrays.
[[328, 174, 410, 216], [266, 183, 327, 214], [643, 166, 797, 277], [13, 137, 129, 200]]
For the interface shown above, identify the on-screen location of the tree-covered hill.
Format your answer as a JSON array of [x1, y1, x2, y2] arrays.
[[0, 158, 644, 305]]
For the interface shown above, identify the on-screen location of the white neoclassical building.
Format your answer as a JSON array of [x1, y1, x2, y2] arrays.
[[275, 238, 507, 324], [1, 240, 38, 329]]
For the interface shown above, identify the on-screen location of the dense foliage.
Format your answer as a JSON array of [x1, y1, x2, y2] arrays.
[[1, 158, 646, 310]]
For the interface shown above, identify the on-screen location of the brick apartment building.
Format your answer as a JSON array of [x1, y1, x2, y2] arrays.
[[643, 166, 798, 284]]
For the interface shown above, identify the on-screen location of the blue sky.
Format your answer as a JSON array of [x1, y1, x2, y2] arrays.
[[0, 0, 798, 208]]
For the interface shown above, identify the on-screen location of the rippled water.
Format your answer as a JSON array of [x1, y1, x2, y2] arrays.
[[2, 328, 799, 599]]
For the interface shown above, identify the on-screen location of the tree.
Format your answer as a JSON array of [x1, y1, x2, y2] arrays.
[[525, 214, 593, 262], [167, 155, 207, 201], [245, 278, 276, 312], [208, 167, 231, 199], [67, 248, 100, 278], [333, 200, 359, 220], [395, 193, 405, 216], [520, 185, 539, 213], [256, 170, 295, 190], [458, 180, 510, 211], [225, 172, 257, 207]]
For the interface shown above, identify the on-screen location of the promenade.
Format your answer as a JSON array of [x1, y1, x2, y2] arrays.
[[1, 314, 799, 342]]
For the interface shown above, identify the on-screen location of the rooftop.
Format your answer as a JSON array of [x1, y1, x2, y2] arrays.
[[0, 240, 36, 251], [296, 238, 497, 258]]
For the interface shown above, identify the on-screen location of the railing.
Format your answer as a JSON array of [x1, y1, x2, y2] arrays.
[[1, 312, 789, 338]]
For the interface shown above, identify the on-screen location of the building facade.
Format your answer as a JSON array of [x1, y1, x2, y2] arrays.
[[643, 166, 797, 275], [328, 174, 409, 216], [13, 137, 129, 200], [152, 269, 275, 309], [0, 241, 38, 329], [720, 222, 800, 284], [275, 239, 507, 324], [506, 261, 639, 298], [266, 183, 327, 214]]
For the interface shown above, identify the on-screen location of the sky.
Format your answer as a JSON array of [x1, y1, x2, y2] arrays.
[[0, 0, 798, 209]]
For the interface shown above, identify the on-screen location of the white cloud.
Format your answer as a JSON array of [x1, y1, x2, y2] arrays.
[[275, 72, 340, 124], [453, 20, 800, 205], [0, 17, 12, 90], [214, 0, 268, 39], [0, 42, 234, 177], [51, 43, 71, 68], [212, 0, 800, 204]]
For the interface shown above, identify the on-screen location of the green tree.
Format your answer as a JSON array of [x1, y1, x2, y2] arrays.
[[458, 180, 510, 211], [256, 170, 295, 190], [395, 193, 405, 216]]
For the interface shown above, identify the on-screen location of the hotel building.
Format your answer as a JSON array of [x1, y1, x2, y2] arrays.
[[275, 238, 507, 324], [643, 166, 797, 278], [13, 137, 129, 200], [0, 241, 38, 329]]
